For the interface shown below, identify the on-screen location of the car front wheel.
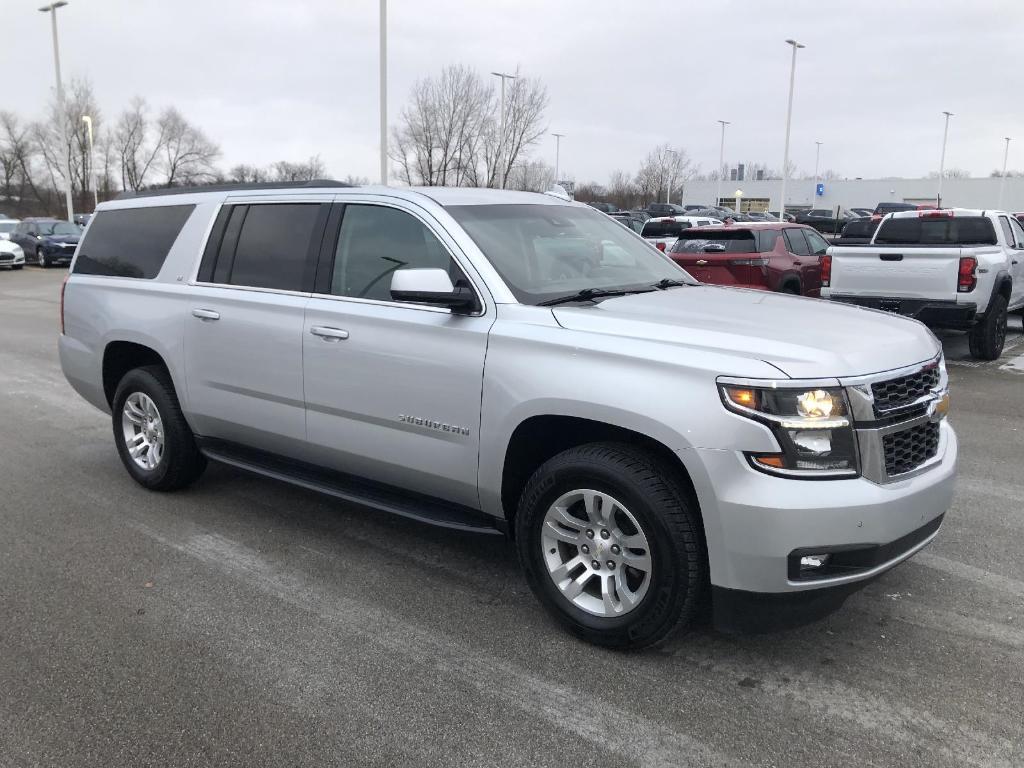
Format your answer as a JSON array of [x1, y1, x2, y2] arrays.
[[515, 442, 706, 650], [37, 250, 48, 268]]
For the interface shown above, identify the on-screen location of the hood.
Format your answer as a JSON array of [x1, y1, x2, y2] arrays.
[[551, 285, 939, 379]]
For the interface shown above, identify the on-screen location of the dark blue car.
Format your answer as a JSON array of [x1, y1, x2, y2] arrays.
[[10, 218, 81, 268]]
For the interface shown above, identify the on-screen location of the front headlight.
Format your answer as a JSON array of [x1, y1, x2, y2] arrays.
[[719, 383, 859, 478]]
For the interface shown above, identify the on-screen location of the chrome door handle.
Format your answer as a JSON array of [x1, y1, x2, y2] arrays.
[[310, 325, 349, 341], [191, 308, 220, 321]]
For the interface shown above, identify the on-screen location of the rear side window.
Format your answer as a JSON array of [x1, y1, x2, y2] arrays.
[[874, 216, 997, 246], [784, 229, 812, 255], [676, 229, 756, 253], [803, 229, 830, 254], [202, 203, 324, 292], [757, 230, 780, 252], [73, 205, 194, 279]]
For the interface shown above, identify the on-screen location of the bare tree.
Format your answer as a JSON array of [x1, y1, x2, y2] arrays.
[[114, 97, 164, 191], [390, 64, 492, 186], [493, 71, 549, 187], [268, 155, 327, 182], [506, 158, 554, 192], [634, 144, 691, 205], [157, 107, 220, 186], [927, 167, 971, 179]]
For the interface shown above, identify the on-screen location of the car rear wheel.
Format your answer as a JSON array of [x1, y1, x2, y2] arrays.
[[969, 294, 1007, 361], [37, 250, 48, 268], [515, 442, 706, 650], [111, 365, 206, 491]]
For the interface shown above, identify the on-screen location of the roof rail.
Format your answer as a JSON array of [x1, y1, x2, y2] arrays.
[[115, 179, 355, 200]]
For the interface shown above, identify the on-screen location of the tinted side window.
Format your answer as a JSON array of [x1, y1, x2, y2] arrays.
[[331, 205, 455, 302], [758, 230, 780, 253], [803, 229, 830, 254], [1008, 216, 1024, 248], [73, 205, 194, 279], [226, 203, 322, 291], [784, 229, 812, 255], [999, 217, 1014, 246]]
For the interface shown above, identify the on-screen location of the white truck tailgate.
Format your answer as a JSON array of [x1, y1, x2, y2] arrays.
[[829, 246, 960, 300]]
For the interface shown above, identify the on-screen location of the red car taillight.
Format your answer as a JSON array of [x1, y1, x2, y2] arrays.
[[60, 275, 69, 334], [820, 254, 832, 287], [920, 209, 954, 218], [958, 256, 977, 292]]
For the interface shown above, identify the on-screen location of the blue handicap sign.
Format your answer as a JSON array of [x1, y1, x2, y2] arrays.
[[816, 183, 825, 196]]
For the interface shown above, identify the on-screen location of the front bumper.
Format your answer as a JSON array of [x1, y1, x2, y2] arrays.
[[678, 420, 957, 630], [0, 250, 24, 266], [827, 295, 978, 330], [40, 249, 74, 264]]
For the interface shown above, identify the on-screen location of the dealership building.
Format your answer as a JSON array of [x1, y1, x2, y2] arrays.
[[681, 176, 1024, 214]]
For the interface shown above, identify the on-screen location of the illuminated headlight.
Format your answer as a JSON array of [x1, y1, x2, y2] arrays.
[[720, 383, 859, 478]]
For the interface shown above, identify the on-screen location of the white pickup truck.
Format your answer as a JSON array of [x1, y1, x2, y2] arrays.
[[822, 209, 1024, 359]]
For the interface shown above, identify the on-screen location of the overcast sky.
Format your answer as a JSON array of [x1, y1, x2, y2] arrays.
[[6, 0, 1023, 184]]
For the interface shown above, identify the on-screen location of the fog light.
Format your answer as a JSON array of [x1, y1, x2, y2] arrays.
[[800, 554, 830, 571], [790, 430, 831, 454]]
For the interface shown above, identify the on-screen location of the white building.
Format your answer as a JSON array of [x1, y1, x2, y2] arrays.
[[681, 176, 1024, 214]]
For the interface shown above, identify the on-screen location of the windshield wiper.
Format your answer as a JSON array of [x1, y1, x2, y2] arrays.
[[651, 278, 688, 290], [538, 287, 652, 307]]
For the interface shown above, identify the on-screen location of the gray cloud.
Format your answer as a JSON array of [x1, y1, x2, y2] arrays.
[[7, 0, 1022, 184]]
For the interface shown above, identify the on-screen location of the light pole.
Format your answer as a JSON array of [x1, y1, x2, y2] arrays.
[[552, 132, 565, 185], [778, 38, 805, 221], [665, 148, 677, 204], [716, 120, 730, 207], [81, 115, 97, 211], [937, 111, 953, 207], [39, 1, 74, 223], [998, 137, 1011, 210], [491, 71, 517, 189], [379, 0, 387, 185], [734, 189, 744, 216], [813, 140, 823, 201]]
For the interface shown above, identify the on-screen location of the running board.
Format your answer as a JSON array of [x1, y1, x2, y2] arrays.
[[198, 438, 505, 536]]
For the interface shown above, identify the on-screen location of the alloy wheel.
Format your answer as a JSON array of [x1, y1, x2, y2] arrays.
[[541, 489, 652, 617], [121, 392, 165, 470]]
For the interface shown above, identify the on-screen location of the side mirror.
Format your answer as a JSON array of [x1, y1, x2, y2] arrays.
[[390, 268, 477, 313]]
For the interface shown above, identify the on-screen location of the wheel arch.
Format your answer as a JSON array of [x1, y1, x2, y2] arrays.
[[499, 415, 703, 536], [102, 340, 171, 407]]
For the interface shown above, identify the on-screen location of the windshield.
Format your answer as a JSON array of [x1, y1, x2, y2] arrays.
[[446, 204, 692, 304], [36, 221, 79, 236]]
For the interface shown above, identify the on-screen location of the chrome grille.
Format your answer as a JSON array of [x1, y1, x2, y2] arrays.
[[883, 421, 940, 476], [871, 366, 939, 412]]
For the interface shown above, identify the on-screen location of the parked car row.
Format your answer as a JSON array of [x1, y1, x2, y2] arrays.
[[2, 217, 82, 268]]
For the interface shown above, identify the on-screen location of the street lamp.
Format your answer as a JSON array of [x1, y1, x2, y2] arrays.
[[552, 132, 565, 185], [378, 0, 387, 185], [39, 1, 74, 223], [778, 38, 805, 221], [813, 141, 823, 200], [937, 111, 953, 207], [998, 137, 1011, 210], [81, 115, 97, 211], [491, 71, 517, 189], [734, 188, 744, 216], [716, 120, 730, 207], [665, 148, 678, 204]]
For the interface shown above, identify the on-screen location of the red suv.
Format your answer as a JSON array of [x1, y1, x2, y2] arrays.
[[666, 223, 828, 296]]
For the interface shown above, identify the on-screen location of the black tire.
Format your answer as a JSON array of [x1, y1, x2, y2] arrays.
[[111, 365, 206, 491], [515, 442, 706, 650], [780, 282, 800, 295], [968, 293, 1008, 361], [37, 250, 47, 268]]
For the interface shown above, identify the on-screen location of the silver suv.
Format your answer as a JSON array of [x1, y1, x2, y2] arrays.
[[59, 182, 958, 649]]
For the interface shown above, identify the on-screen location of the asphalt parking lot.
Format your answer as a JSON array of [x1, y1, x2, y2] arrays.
[[1, 267, 1022, 768]]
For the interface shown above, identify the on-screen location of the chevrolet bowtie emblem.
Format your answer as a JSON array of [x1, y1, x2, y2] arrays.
[[696, 259, 708, 266]]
